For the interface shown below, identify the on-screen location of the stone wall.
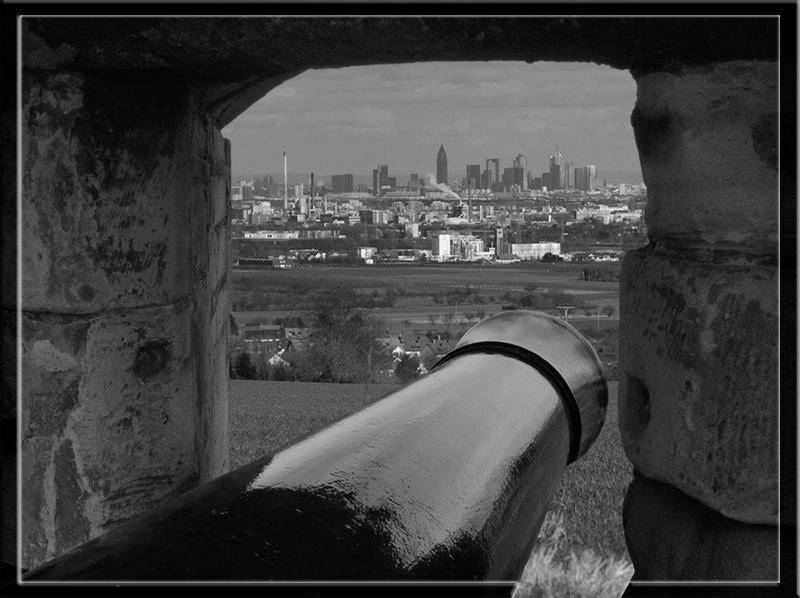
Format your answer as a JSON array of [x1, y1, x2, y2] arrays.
[[8, 15, 785, 581], [15, 69, 229, 568], [620, 61, 780, 580]]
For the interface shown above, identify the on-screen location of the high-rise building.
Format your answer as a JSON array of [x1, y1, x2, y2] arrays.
[[373, 163, 389, 195], [574, 167, 586, 191], [585, 164, 598, 190], [495, 228, 507, 255], [486, 158, 500, 191], [466, 164, 481, 189], [481, 169, 492, 189], [437, 145, 448, 184], [503, 166, 524, 189], [331, 174, 354, 194], [549, 150, 562, 190], [513, 153, 528, 191]]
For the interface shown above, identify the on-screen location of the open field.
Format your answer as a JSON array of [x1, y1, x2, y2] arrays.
[[234, 262, 619, 299], [229, 379, 632, 585], [232, 262, 620, 337]]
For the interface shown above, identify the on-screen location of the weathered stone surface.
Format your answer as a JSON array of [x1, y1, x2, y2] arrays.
[[623, 473, 777, 580], [66, 302, 198, 536], [53, 439, 90, 554], [1, 102, 16, 312], [632, 61, 777, 254], [191, 135, 230, 481], [2, 451, 16, 565], [23, 17, 777, 78], [21, 436, 56, 566], [18, 71, 231, 566], [619, 247, 778, 524], [21, 70, 196, 314], [18, 302, 206, 568]]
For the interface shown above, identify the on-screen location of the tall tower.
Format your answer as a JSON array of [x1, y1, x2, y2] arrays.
[[466, 164, 481, 189], [283, 151, 288, 210], [586, 164, 598, 190], [486, 158, 500, 191], [437, 145, 448, 184], [513, 153, 528, 191], [549, 154, 560, 191]]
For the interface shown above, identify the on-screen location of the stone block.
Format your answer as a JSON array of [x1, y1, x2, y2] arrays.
[[21, 71, 195, 313], [21, 436, 56, 567], [1, 105, 16, 311], [19, 301, 209, 567], [210, 174, 230, 227], [633, 61, 777, 253], [623, 473, 778, 580], [66, 302, 199, 534], [619, 247, 777, 524]]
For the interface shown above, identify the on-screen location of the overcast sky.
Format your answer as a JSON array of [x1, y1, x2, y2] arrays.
[[223, 61, 642, 183]]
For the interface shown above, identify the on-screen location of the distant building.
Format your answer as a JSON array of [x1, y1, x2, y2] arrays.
[[510, 242, 562, 260], [495, 228, 508, 255], [466, 164, 481, 189], [548, 148, 563, 190], [485, 158, 500, 191], [437, 145, 448, 184], [357, 246, 378, 260], [243, 230, 300, 240], [513, 153, 528, 191], [574, 167, 586, 191], [331, 173, 354, 194], [373, 164, 390, 195], [359, 210, 390, 225], [503, 166, 525, 190], [432, 232, 491, 262], [432, 233, 451, 261]]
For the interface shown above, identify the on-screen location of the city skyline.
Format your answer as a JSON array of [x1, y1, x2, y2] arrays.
[[222, 61, 643, 183]]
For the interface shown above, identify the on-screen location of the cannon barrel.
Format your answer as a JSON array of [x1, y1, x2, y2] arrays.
[[23, 311, 607, 581]]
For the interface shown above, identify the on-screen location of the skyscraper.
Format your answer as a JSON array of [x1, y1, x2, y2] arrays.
[[437, 145, 448, 184], [466, 164, 481, 189], [549, 156, 560, 191], [585, 165, 598, 191], [374, 163, 389, 195], [513, 153, 528, 191], [574, 167, 586, 191], [486, 158, 500, 191], [331, 174, 354, 194]]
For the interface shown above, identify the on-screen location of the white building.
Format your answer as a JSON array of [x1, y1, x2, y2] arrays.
[[432, 233, 451, 261], [510, 242, 562, 260], [243, 230, 300, 240], [357, 246, 378, 259], [432, 233, 489, 262]]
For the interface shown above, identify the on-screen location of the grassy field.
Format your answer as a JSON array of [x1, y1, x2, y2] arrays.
[[228, 381, 396, 468], [232, 262, 620, 340], [229, 378, 633, 591]]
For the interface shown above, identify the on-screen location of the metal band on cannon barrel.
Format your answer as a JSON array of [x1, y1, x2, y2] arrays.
[[433, 340, 584, 464]]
